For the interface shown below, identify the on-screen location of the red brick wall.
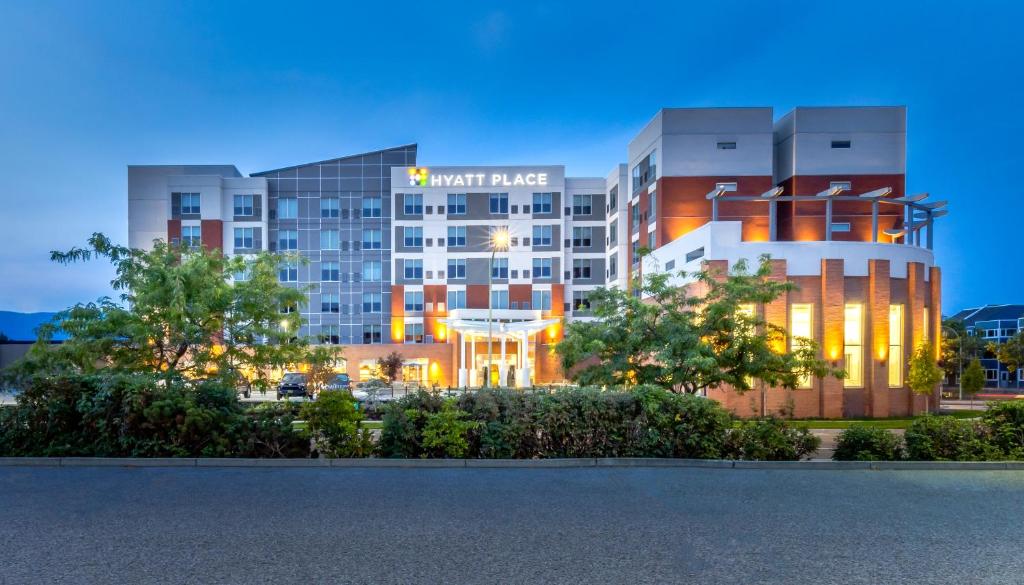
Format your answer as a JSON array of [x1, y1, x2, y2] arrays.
[[167, 219, 181, 243], [777, 174, 906, 242], [200, 219, 223, 251]]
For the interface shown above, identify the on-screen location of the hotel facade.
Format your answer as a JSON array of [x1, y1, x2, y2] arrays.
[[128, 106, 944, 418]]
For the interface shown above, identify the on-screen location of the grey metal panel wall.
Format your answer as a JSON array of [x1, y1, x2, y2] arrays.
[[260, 145, 417, 343]]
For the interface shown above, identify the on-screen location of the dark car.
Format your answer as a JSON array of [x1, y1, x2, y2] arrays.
[[323, 373, 351, 392], [276, 372, 309, 401]]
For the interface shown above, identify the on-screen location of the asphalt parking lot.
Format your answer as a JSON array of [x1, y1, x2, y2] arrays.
[[1, 465, 1023, 584]]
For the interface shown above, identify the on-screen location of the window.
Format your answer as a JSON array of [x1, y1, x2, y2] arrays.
[[362, 229, 382, 250], [609, 219, 618, 246], [362, 324, 382, 344], [404, 259, 423, 280], [491, 257, 508, 279], [632, 241, 640, 266], [233, 194, 254, 216], [631, 202, 640, 231], [181, 226, 201, 248], [685, 247, 705, 263], [404, 291, 424, 312], [321, 262, 340, 281], [791, 304, 814, 388], [403, 226, 423, 247], [403, 194, 423, 215], [278, 261, 297, 282], [532, 192, 553, 214], [320, 198, 340, 218], [631, 150, 656, 193], [572, 290, 592, 313], [320, 230, 339, 250], [280, 302, 296, 314], [609, 185, 618, 212], [362, 260, 382, 282], [405, 322, 424, 344], [447, 258, 466, 279], [362, 293, 382, 313], [715, 182, 738, 192], [830, 181, 852, 192], [490, 290, 509, 309], [532, 258, 553, 278], [320, 325, 340, 345], [233, 227, 254, 250], [572, 227, 592, 248], [609, 253, 617, 278], [648, 191, 657, 222], [831, 140, 852, 149], [573, 194, 592, 215], [447, 193, 467, 215], [489, 193, 509, 214], [532, 225, 553, 246], [665, 259, 676, 271], [447, 226, 466, 247], [889, 305, 904, 387], [923, 308, 930, 343], [648, 231, 656, 250], [447, 290, 467, 310], [321, 294, 340, 313], [278, 230, 297, 251], [831, 222, 852, 233], [717, 141, 737, 150], [277, 198, 297, 219], [844, 304, 864, 387], [532, 290, 552, 311], [181, 193, 201, 215], [233, 266, 249, 282], [362, 196, 382, 218], [573, 259, 592, 279]]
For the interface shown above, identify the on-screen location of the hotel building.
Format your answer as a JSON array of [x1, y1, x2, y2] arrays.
[[127, 106, 945, 418]]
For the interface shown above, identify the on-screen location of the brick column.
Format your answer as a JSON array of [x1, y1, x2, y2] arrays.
[[907, 262, 927, 413], [820, 259, 845, 418], [868, 259, 891, 417], [930, 266, 943, 411], [764, 260, 797, 416]]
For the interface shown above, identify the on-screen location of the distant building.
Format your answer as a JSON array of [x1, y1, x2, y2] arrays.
[[948, 305, 1024, 390]]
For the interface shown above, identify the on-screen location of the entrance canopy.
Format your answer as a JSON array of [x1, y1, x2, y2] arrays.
[[440, 308, 559, 338]]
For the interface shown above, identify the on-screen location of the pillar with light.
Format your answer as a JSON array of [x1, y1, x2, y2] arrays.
[[486, 226, 510, 387]]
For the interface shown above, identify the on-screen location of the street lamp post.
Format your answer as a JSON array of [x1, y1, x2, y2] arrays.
[[942, 325, 963, 401], [486, 228, 510, 388]]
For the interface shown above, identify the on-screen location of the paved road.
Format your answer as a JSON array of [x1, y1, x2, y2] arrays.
[[1, 467, 1023, 584]]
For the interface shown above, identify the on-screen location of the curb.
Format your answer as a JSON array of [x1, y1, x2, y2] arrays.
[[2, 457, 1024, 470]]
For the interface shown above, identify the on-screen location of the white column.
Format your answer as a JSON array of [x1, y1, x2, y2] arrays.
[[499, 335, 508, 387], [517, 331, 531, 388], [457, 332, 467, 387], [468, 336, 478, 387]]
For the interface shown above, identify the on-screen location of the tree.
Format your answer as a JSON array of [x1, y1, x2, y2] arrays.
[[990, 331, 1024, 376], [939, 319, 984, 383], [961, 358, 986, 406], [0, 331, 8, 343], [377, 351, 404, 383], [556, 255, 842, 394], [19, 233, 321, 390], [908, 340, 944, 412], [303, 345, 345, 394]]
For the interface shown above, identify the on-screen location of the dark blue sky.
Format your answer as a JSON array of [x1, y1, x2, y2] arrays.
[[0, 1, 1020, 314]]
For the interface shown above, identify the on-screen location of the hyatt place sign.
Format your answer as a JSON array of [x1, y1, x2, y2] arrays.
[[408, 168, 549, 188]]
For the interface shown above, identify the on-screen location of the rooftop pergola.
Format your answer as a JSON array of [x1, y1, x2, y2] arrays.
[[705, 185, 947, 249]]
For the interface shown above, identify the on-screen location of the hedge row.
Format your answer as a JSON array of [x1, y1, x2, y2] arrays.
[[378, 386, 820, 460], [833, 402, 1024, 461]]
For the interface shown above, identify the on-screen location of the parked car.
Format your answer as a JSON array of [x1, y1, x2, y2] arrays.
[[276, 372, 309, 401], [324, 373, 351, 392]]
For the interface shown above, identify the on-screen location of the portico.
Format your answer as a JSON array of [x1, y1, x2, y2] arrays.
[[441, 309, 560, 388]]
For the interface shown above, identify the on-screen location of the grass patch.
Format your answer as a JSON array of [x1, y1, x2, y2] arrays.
[[789, 410, 981, 430]]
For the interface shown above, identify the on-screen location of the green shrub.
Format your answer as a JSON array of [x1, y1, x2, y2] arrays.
[[833, 425, 904, 461], [982, 401, 1024, 459], [378, 391, 446, 458], [239, 402, 310, 458], [631, 386, 734, 458], [534, 387, 638, 457], [0, 372, 308, 458], [457, 389, 543, 458], [727, 417, 821, 460], [420, 402, 478, 458], [904, 415, 1001, 461], [300, 391, 373, 458]]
